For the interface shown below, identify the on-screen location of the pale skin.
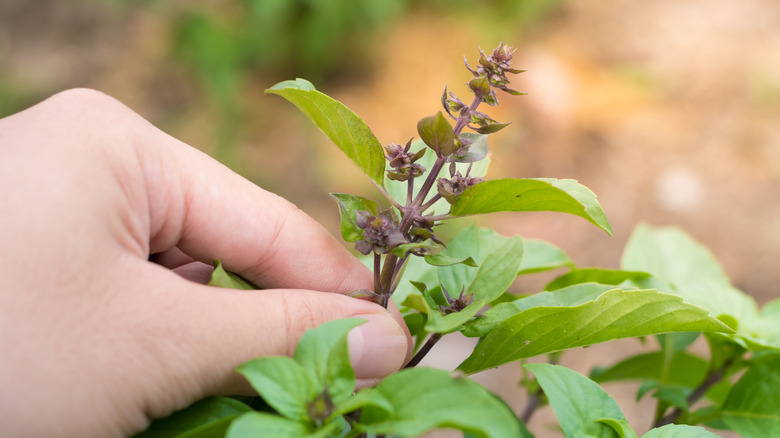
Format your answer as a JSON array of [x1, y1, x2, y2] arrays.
[[0, 89, 412, 437]]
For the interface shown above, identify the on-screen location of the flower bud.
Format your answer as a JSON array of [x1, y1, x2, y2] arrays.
[[437, 172, 484, 204], [464, 43, 527, 96], [385, 139, 426, 181], [353, 209, 408, 254]]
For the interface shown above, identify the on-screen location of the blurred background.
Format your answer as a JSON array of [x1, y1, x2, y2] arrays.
[[2, 0, 778, 436]]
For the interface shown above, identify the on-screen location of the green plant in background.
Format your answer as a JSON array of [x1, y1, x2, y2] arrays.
[[170, 0, 409, 168], [135, 44, 780, 437]]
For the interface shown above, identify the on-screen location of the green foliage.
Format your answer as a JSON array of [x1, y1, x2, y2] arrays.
[[225, 412, 312, 438], [208, 260, 257, 290], [356, 367, 531, 438], [436, 225, 524, 303], [450, 178, 613, 235], [141, 46, 780, 437], [329, 193, 380, 242], [720, 356, 780, 437], [135, 397, 252, 438], [526, 363, 627, 438], [266, 80, 386, 186], [544, 267, 650, 291], [527, 364, 722, 438], [417, 112, 456, 157], [459, 288, 732, 374], [642, 425, 722, 438]]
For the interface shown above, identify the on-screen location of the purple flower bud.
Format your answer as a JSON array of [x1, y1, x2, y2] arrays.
[[464, 43, 526, 96], [437, 172, 484, 204], [385, 139, 426, 181], [439, 286, 475, 315], [353, 208, 408, 254]]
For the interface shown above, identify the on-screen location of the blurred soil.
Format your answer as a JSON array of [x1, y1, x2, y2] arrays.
[[2, 0, 778, 436]]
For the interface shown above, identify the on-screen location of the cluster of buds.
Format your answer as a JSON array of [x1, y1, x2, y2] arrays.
[[353, 209, 407, 255], [385, 139, 426, 181], [465, 42, 526, 96], [439, 286, 475, 315], [410, 216, 443, 246], [437, 171, 484, 204], [306, 387, 334, 427]]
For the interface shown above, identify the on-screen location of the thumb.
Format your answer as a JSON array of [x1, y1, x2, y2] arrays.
[[128, 263, 409, 418]]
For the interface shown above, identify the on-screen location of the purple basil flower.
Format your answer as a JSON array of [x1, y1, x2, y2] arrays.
[[354, 209, 408, 255]]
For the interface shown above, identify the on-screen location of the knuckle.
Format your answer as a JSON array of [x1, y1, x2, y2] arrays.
[[48, 88, 125, 115]]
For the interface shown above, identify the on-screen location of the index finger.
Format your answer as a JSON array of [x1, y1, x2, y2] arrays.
[[131, 104, 371, 293]]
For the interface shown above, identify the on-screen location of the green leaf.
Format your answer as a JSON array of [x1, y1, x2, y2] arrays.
[[425, 299, 486, 334], [462, 283, 619, 338], [424, 254, 478, 267], [417, 112, 456, 157], [545, 268, 651, 291], [621, 224, 780, 350], [590, 351, 708, 388], [642, 424, 722, 438], [332, 388, 394, 417], [357, 367, 530, 438], [293, 318, 363, 406], [266, 79, 385, 186], [236, 357, 315, 422], [468, 237, 523, 303], [388, 238, 438, 257], [437, 226, 524, 304], [720, 356, 780, 437], [135, 397, 252, 438], [459, 289, 733, 374], [208, 260, 257, 290], [517, 238, 574, 275], [329, 193, 379, 242], [450, 178, 613, 235], [475, 121, 511, 134], [226, 412, 310, 438], [597, 418, 639, 438], [525, 363, 626, 438]]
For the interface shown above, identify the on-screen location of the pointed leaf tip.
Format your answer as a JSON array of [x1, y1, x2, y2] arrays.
[[265, 78, 316, 92]]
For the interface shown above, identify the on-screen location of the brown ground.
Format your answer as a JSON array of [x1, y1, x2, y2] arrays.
[[2, 1, 777, 436]]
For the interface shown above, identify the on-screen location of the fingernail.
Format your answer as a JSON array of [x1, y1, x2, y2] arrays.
[[348, 313, 408, 379]]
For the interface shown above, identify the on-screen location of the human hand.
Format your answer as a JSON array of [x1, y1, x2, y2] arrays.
[[0, 89, 411, 437]]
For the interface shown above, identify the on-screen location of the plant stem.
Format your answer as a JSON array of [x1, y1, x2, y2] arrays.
[[404, 333, 443, 368], [420, 194, 443, 213], [378, 254, 397, 308], [653, 360, 732, 428], [373, 253, 381, 296], [519, 354, 560, 424], [409, 157, 447, 216], [519, 388, 543, 424], [453, 95, 482, 135]]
